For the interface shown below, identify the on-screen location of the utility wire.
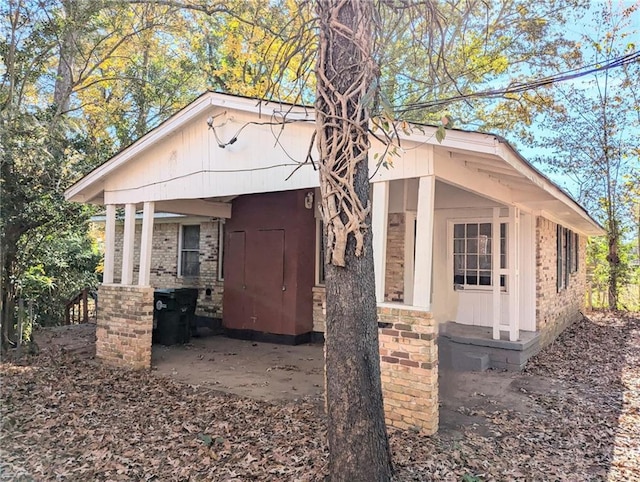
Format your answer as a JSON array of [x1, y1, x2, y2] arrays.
[[394, 50, 640, 114], [191, 49, 639, 179]]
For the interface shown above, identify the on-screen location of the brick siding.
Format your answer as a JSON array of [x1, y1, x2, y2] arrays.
[[314, 290, 439, 434], [312, 213, 407, 332], [312, 286, 326, 333], [536, 216, 587, 347], [112, 220, 223, 319], [385, 213, 405, 302]]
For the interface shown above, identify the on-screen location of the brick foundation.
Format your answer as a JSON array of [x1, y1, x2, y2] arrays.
[[96, 285, 154, 370], [314, 291, 439, 433], [378, 306, 438, 435]]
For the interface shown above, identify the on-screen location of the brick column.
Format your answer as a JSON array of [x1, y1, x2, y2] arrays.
[[96, 285, 154, 370], [378, 306, 438, 434]]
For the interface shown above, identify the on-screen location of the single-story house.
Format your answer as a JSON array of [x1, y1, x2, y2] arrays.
[[66, 91, 603, 434]]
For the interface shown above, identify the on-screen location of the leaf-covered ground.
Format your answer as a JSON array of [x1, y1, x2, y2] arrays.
[[1, 311, 638, 481]]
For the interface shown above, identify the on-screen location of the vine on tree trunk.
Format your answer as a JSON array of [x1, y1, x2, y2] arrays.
[[315, 0, 374, 267]]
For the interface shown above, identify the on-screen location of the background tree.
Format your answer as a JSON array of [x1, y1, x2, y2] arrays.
[[378, 0, 587, 137], [0, 0, 215, 346], [4, 0, 634, 478], [530, 1, 639, 309]]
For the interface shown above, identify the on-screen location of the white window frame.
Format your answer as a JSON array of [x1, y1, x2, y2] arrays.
[[448, 218, 507, 293], [217, 219, 225, 281], [178, 224, 200, 278]]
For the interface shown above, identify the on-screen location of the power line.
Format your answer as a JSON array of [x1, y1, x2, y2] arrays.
[[394, 50, 640, 114], [105, 164, 305, 193]]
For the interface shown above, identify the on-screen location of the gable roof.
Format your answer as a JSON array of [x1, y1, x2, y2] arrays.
[[65, 91, 604, 236]]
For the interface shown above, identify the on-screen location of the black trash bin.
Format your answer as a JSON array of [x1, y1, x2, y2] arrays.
[[153, 289, 190, 345], [174, 288, 199, 336]]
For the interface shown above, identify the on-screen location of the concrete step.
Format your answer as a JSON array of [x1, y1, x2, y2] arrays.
[[452, 352, 489, 372]]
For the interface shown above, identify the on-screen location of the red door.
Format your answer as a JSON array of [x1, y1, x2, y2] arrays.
[[248, 229, 285, 333], [224, 229, 285, 333]]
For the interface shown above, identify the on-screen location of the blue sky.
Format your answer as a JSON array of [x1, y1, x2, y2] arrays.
[[512, 0, 639, 201]]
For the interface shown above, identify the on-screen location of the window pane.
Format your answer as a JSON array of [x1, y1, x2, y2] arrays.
[[452, 221, 508, 288], [500, 254, 506, 270], [479, 255, 492, 270], [183, 225, 200, 249], [467, 255, 478, 269], [454, 255, 465, 273], [478, 235, 490, 254], [500, 275, 506, 287], [181, 251, 199, 277]]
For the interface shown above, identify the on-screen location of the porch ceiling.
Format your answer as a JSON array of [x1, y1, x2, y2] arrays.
[[439, 150, 603, 236]]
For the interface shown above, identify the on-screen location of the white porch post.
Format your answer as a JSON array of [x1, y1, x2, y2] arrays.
[[372, 181, 389, 304], [138, 201, 155, 287], [508, 206, 520, 341], [121, 203, 136, 285], [413, 175, 435, 309], [103, 204, 117, 284], [492, 207, 501, 340]]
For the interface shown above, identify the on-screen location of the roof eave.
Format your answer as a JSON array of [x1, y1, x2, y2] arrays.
[[492, 137, 605, 236], [64, 91, 316, 203]]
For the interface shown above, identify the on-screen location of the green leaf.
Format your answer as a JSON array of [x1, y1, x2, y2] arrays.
[[379, 91, 394, 120], [435, 125, 446, 143], [462, 474, 483, 482], [197, 433, 213, 447]]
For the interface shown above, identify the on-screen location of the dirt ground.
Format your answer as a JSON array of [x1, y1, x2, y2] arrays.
[[33, 324, 557, 432], [4, 311, 638, 480], [151, 336, 325, 402]]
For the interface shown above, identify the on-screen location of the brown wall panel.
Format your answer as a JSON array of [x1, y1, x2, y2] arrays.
[[223, 189, 316, 336]]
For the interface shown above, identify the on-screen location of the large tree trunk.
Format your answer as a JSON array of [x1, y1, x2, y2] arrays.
[[323, 180, 393, 481], [315, 1, 393, 480]]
